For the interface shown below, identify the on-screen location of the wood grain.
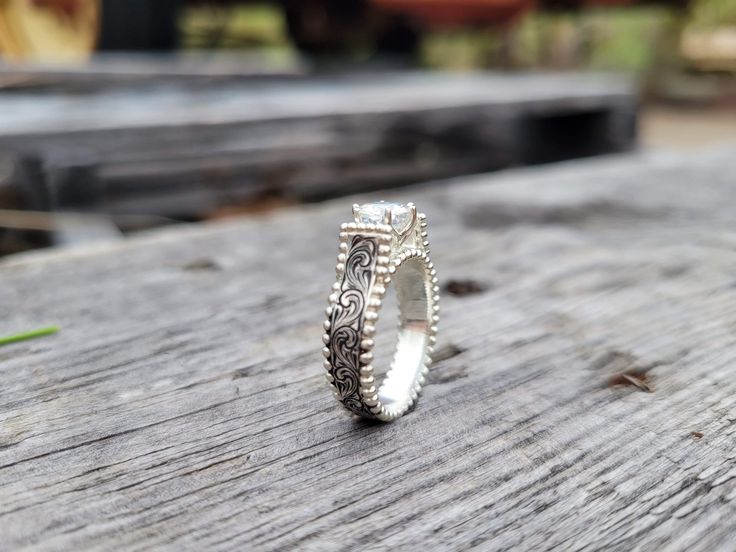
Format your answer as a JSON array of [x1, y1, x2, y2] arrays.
[[1, 149, 736, 551]]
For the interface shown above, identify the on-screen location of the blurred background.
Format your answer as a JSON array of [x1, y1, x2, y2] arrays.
[[0, 0, 734, 256]]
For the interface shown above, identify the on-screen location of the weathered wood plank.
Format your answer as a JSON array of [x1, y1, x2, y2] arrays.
[[0, 72, 636, 218], [2, 149, 736, 551]]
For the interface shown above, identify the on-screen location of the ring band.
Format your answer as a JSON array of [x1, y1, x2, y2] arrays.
[[322, 202, 439, 421]]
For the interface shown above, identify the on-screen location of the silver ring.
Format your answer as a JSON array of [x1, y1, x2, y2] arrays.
[[322, 201, 439, 421]]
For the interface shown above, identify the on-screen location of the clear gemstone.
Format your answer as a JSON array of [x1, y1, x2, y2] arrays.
[[357, 203, 386, 225], [357, 202, 413, 233]]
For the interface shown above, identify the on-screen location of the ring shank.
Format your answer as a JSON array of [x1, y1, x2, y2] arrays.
[[325, 225, 437, 422], [378, 257, 432, 414]]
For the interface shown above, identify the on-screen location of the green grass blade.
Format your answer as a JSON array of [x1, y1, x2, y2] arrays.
[[0, 326, 60, 347]]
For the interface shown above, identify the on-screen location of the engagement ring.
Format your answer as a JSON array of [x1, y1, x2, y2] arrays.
[[322, 202, 439, 421]]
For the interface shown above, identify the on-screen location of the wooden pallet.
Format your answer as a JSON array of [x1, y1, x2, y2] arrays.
[[1, 148, 734, 550], [0, 72, 636, 219]]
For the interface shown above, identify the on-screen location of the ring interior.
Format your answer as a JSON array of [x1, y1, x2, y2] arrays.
[[377, 257, 431, 415]]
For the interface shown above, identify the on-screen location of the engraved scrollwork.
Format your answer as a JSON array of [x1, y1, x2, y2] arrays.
[[329, 236, 378, 417]]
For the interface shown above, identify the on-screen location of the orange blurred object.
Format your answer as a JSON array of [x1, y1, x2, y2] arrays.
[[0, 0, 99, 61], [30, 0, 87, 19]]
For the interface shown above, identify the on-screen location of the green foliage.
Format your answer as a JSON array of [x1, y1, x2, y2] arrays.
[[422, 31, 500, 70], [581, 8, 675, 72], [423, 9, 675, 72], [689, 0, 736, 28], [181, 3, 289, 50]]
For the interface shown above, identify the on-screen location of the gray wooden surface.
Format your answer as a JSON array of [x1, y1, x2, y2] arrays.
[[0, 72, 635, 218], [2, 149, 736, 551]]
